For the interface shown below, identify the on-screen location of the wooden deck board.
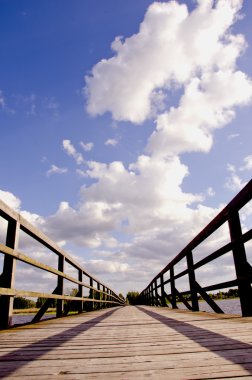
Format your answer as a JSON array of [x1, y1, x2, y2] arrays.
[[1, 306, 252, 379]]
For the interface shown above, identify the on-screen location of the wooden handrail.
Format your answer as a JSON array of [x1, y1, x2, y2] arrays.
[[0, 200, 125, 328], [140, 179, 252, 317]]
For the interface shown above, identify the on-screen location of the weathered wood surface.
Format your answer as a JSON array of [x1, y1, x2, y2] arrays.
[[1, 305, 252, 379]]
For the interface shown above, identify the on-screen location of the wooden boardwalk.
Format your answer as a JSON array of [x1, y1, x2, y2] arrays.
[[1, 306, 252, 379]]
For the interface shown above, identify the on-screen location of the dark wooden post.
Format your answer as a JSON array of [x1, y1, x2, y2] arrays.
[[0, 219, 19, 328], [56, 254, 64, 317], [187, 251, 199, 311], [154, 279, 159, 306], [78, 269, 83, 313], [228, 211, 252, 316], [160, 274, 167, 307], [151, 282, 154, 306], [148, 287, 151, 305], [97, 283, 100, 309], [102, 285, 106, 309], [89, 278, 94, 311], [170, 266, 177, 309]]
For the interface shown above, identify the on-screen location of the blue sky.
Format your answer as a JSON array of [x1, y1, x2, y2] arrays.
[[0, 0, 252, 296]]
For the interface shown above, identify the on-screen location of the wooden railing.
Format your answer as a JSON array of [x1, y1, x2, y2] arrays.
[[139, 180, 252, 317], [0, 200, 125, 329]]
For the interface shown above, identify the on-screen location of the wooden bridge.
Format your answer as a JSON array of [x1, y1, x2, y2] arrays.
[[0, 180, 252, 379], [1, 306, 252, 379]]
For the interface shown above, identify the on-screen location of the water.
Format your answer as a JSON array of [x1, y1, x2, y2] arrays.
[[177, 298, 241, 315], [12, 313, 56, 325]]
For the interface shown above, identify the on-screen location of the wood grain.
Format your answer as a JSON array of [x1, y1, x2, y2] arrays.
[[1, 306, 252, 379]]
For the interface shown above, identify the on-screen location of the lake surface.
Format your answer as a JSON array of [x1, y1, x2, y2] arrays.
[[12, 298, 242, 325], [12, 313, 56, 325], [177, 298, 241, 314]]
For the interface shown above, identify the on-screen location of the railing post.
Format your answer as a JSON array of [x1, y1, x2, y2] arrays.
[[102, 285, 106, 309], [151, 282, 154, 306], [97, 283, 100, 309], [89, 278, 94, 311], [187, 251, 199, 312], [148, 287, 151, 305], [160, 274, 167, 307], [78, 269, 83, 313], [0, 219, 19, 328], [228, 211, 252, 317], [56, 255, 64, 317], [154, 279, 159, 306], [170, 267, 177, 309]]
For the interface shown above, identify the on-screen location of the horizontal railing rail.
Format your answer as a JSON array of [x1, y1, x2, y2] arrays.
[[0, 200, 125, 329], [139, 179, 252, 317]]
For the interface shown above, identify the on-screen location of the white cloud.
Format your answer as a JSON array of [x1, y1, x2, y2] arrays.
[[240, 155, 252, 171], [0, 190, 21, 211], [80, 141, 94, 152], [227, 133, 239, 140], [85, 0, 245, 124], [225, 173, 246, 192], [46, 164, 68, 176], [147, 70, 252, 157], [225, 163, 246, 192], [62, 139, 84, 165], [76, 169, 88, 177], [207, 187, 216, 197], [86, 259, 129, 274], [2, 1, 251, 295], [105, 138, 118, 147]]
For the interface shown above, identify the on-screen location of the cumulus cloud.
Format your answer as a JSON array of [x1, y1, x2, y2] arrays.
[[2, 1, 251, 294], [85, 0, 246, 124], [46, 164, 68, 176], [80, 141, 94, 152], [62, 139, 84, 165], [148, 70, 252, 156], [0, 190, 21, 211]]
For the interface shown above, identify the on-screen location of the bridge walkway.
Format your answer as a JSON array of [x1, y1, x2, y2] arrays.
[[0, 306, 252, 379]]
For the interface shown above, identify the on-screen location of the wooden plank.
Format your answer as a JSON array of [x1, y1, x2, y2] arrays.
[[0, 306, 252, 379]]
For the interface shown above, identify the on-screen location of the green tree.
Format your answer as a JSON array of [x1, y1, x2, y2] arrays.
[[14, 297, 36, 309], [119, 293, 125, 301], [126, 291, 140, 305]]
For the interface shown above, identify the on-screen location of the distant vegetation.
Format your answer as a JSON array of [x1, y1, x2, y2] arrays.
[[125, 288, 239, 306], [14, 297, 36, 309], [126, 291, 140, 305]]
